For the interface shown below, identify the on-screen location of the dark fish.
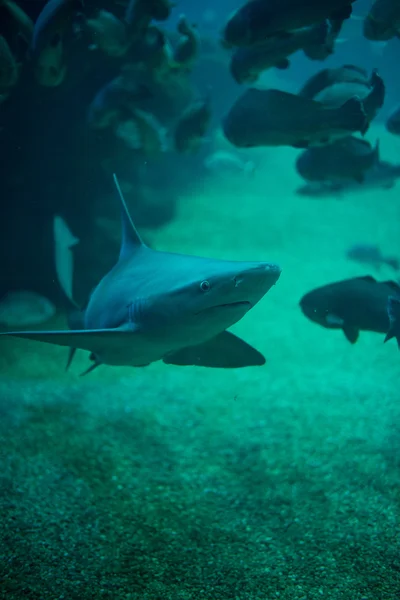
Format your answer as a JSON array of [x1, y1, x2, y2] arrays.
[[299, 66, 385, 123], [386, 104, 400, 136], [299, 275, 400, 343], [115, 109, 167, 155], [124, 0, 173, 34], [222, 88, 368, 149], [346, 244, 399, 271], [296, 137, 379, 184], [299, 64, 369, 99], [31, 0, 82, 54], [230, 21, 331, 85], [87, 76, 151, 129], [171, 15, 199, 69], [1, 0, 34, 45], [0, 34, 19, 90], [305, 16, 345, 60], [0, 291, 56, 327], [174, 97, 212, 153], [223, 0, 356, 47], [385, 295, 400, 348], [296, 160, 400, 197], [86, 9, 129, 57], [364, 0, 400, 41], [31, 0, 82, 86]]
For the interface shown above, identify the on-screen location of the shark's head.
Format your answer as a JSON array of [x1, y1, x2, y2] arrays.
[[131, 256, 281, 345]]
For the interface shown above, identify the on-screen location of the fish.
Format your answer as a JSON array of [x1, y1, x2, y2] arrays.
[[53, 215, 79, 304], [223, 0, 356, 47], [299, 276, 400, 343], [0, 34, 19, 90], [87, 76, 151, 130], [0, 175, 281, 373], [115, 110, 168, 154], [295, 160, 400, 197], [363, 0, 400, 41], [386, 104, 400, 136], [85, 9, 130, 57], [0, 0, 34, 45], [31, 0, 82, 55], [385, 295, 400, 349], [31, 0, 82, 86], [124, 0, 173, 35], [229, 21, 331, 85], [171, 15, 199, 70], [204, 151, 255, 176], [174, 97, 212, 153], [346, 244, 399, 271], [295, 137, 380, 184], [299, 67, 385, 123], [0, 291, 56, 328], [222, 88, 368, 149]]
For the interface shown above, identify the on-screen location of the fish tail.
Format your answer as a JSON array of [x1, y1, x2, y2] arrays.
[[337, 96, 369, 136], [384, 295, 400, 349]]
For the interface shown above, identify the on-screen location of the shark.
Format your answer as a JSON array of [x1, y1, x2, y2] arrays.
[[0, 175, 281, 373]]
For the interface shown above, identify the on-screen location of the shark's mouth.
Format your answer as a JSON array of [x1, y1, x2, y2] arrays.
[[197, 301, 251, 314]]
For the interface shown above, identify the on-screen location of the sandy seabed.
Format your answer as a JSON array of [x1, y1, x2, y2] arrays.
[[1, 124, 399, 600]]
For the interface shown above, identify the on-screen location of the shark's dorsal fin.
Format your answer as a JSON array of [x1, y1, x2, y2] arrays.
[[113, 173, 146, 260]]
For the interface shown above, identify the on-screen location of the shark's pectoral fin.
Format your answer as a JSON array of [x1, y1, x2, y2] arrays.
[[163, 331, 266, 368], [0, 327, 137, 354]]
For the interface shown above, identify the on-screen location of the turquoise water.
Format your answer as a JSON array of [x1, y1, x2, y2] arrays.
[[1, 120, 399, 598]]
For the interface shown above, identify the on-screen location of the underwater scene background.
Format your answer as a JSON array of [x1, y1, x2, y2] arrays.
[[0, 0, 400, 598]]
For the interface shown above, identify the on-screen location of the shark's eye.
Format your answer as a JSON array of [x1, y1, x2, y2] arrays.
[[200, 280, 211, 292]]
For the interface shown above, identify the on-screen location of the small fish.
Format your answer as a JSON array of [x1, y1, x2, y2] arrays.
[[0, 290, 56, 328], [86, 9, 130, 57], [386, 104, 400, 136], [222, 88, 368, 149], [174, 97, 212, 153], [346, 244, 399, 271], [0, 34, 19, 90], [53, 215, 79, 303], [204, 150, 255, 175], [299, 275, 400, 343], [229, 21, 331, 85], [222, 0, 356, 47], [296, 160, 400, 197], [385, 295, 400, 348], [171, 15, 199, 70], [363, 0, 400, 41], [299, 66, 385, 123], [296, 137, 379, 184]]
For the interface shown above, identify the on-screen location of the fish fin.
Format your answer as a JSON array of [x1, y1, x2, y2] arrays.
[[325, 313, 344, 327], [382, 280, 400, 292], [112, 173, 146, 260], [292, 140, 309, 148], [80, 354, 102, 376], [357, 275, 376, 282], [0, 327, 138, 353], [330, 5, 353, 21], [337, 96, 369, 136], [275, 58, 290, 69], [66, 347, 77, 371], [384, 295, 400, 348], [343, 326, 359, 344], [385, 258, 400, 271], [163, 331, 266, 368]]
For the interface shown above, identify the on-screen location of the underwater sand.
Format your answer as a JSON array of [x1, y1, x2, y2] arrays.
[[1, 124, 400, 599]]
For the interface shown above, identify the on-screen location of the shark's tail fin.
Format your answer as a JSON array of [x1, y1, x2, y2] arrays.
[[384, 295, 400, 349]]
